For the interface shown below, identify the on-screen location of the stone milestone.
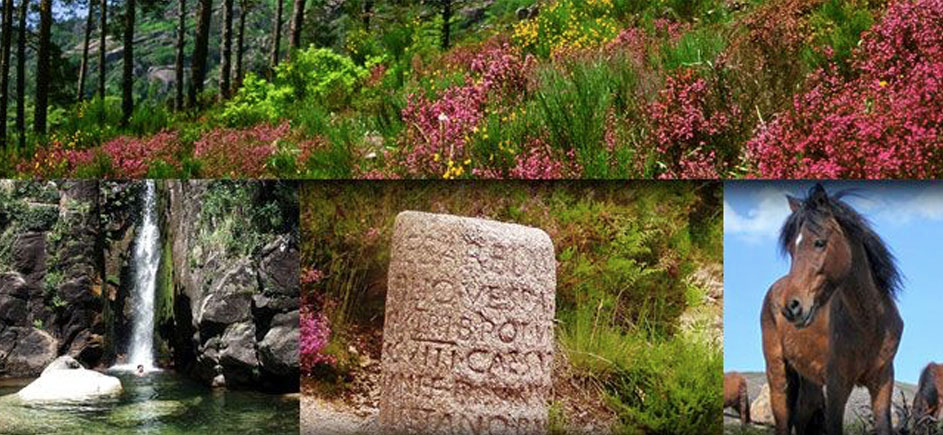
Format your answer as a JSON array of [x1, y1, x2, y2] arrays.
[[379, 212, 557, 435]]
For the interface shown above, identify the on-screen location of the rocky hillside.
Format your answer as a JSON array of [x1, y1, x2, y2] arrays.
[[723, 371, 918, 432], [2, 180, 300, 394], [165, 180, 300, 392], [0, 181, 107, 377]]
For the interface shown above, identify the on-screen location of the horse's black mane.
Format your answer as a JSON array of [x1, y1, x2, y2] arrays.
[[779, 184, 903, 298]]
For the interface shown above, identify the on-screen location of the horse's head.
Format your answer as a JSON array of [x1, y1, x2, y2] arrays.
[[779, 184, 854, 328]]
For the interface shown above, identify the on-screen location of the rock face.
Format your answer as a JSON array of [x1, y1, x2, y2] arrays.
[[379, 212, 556, 434], [166, 181, 299, 391], [17, 356, 122, 402], [751, 384, 773, 425], [0, 181, 107, 377]]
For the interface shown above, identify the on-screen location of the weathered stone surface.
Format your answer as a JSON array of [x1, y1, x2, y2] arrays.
[[219, 322, 259, 385], [2, 328, 58, 376], [750, 384, 773, 425], [0, 274, 29, 325], [379, 212, 557, 435], [11, 232, 46, 279], [259, 310, 300, 376], [18, 355, 122, 401], [259, 236, 300, 296]]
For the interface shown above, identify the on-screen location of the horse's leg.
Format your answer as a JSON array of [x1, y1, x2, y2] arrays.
[[825, 375, 853, 435], [868, 364, 895, 435], [767, 358, 792, 435], [794, 378, 825, 435]]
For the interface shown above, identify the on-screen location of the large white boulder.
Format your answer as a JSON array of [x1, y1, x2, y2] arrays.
[[17, 356, 123, 402]]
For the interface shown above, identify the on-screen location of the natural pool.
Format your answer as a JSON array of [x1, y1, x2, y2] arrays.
[[0, 371, 299, 434]]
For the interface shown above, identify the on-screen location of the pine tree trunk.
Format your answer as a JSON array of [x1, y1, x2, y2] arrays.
[[173, 0, 185, 110], [77, 0, 94, 103], [0, 0, 14, 149], [234, 0, 246, 91], [33, 0, 51, 134], [188, 0, 212, 107], [98, 0, 107, 102], [288, 0, 305, 52], [15, 0, 26, 149], [363, 0, 372, 31], [218, 0, 233, 99], [121, 0, 134, 125], [441, 0, 451, 50], [269, 0, 282, 72]]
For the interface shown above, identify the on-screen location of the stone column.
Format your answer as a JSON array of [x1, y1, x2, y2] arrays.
[[379, 211, 556, 435]]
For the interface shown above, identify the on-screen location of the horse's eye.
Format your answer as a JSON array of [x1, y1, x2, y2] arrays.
[[814, 239, 827, 249]]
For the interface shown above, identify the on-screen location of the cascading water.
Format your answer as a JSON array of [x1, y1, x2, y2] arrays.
[[121, 181, 161, 372]]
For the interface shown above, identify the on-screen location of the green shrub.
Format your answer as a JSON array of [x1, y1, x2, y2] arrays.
[[658, 28, 727, 70], [535, 62, 614, 176], [608, 335, 722, 435], [220, 73, 293, 125], [277, 46, 370, 105], [21, 205, 59, 231], [801, 0, 874, 73]]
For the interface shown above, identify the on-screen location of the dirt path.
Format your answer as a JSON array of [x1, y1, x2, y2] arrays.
[[300, 394, 377, 435]]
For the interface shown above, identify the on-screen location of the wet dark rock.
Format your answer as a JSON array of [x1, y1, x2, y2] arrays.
[[259, 236, 299, 296], [1, 327, 57, 377], [12, 232, 46, 279], [219, 322, 259, 385], [259, 310, 299, 377]]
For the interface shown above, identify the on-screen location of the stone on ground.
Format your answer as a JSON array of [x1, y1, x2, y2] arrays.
[[17, 356, 122, 402]]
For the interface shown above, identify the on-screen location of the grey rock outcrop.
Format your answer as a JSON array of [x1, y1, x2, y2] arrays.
[[0, 181, 107, 377], [167, 181, 299, 392]]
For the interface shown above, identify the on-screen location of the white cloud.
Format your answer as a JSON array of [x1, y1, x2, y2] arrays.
[[724, 187, 792, 243], [877, 185, 943, 223], [726, 184, 943, 244]]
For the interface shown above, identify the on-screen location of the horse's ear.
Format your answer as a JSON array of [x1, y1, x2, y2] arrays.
[[809, 183, 829, 209], [787, 195, 802, 213]]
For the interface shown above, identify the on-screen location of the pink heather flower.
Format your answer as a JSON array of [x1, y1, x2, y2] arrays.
[[301, 268, 324, 286], [300, 306, 335, 374], [399, 40, 531, 177], [100, 131, 183, 178], [194, 122, 290, 178], [647, 68, 740, 179], [746, 0, 943, 179]]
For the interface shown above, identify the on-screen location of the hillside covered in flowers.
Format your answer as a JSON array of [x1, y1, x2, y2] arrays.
[[3, 0, 940, 179]]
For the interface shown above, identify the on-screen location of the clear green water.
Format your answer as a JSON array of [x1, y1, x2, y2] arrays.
[[0, 371, 299, 434]]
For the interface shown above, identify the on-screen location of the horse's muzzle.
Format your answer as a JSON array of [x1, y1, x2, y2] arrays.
[[782, 299, 817, 329]]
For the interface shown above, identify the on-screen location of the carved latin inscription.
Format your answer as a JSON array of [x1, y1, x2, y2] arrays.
[[379, 211, 556, 435]]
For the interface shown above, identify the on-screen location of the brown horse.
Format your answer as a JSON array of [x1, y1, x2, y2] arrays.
[[913, 362, 943, 425], [761, 184, 903, 435], [725, 372, 752, 425]]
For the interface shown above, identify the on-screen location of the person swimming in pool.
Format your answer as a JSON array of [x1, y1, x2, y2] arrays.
[[136, 365, 144, 376]]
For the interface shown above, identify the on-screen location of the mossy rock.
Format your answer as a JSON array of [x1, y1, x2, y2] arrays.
[[20, 205, 59, 232]]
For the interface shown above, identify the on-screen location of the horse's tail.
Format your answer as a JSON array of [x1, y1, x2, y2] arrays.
[[739, 379, 751, 424]]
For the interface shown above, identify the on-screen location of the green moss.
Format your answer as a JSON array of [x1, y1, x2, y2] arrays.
[[20, 205, 59, 232], [155, 233, 175, 326], [547, 401, 569, 435]]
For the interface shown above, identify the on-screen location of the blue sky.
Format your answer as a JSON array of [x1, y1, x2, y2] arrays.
[[724, 181, 943, 384]]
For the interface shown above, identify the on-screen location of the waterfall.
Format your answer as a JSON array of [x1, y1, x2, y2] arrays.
[[124, 180, 161, 371]]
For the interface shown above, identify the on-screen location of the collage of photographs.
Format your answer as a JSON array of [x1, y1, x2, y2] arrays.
[[0, 0, 941, 434]]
